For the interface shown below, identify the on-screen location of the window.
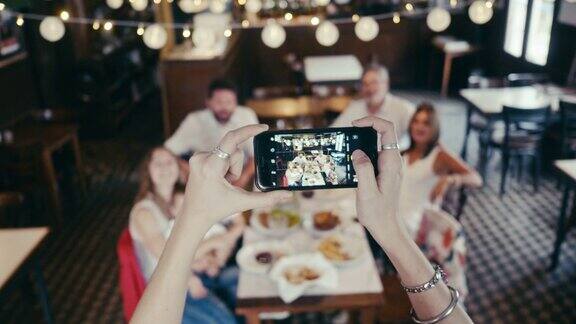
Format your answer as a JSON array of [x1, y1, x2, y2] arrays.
[[525, 0, 555, 65], [504, 0, 556, 65]]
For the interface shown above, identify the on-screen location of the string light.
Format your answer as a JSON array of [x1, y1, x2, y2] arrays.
[[355, 17, 379, 41], [352, 14, 360, 22], [0, 2, 5, 11], [182, 26, 191, 38], [316, 21, 339, 47], [103, 21, 114, 31], [60, 10, 70, 21], [284, 12, 293, 21], [224, 28, 232, 37], [137, 24, 145, 35], [106, 0, 124, 9], [40, 17, 66, 42], [393, 12, 401, 24], [153, 0, 161, 4], [92, 20, 101, 30], [238, 0, 246, 5], [427, 7, 451, 32], [144, 24, 168, 49], [16, 15, 24, 26], [405, 3, 414, 11], [450, 0, 458, 7], [167, 0, 174, 3], [486, 0, 493, 8], [311, 16, 320, 26], [241, 19, 250, 28]]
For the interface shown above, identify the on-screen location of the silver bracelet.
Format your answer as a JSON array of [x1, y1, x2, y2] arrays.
[[401, 265, 447, 294], [410, 286, 460, 324]]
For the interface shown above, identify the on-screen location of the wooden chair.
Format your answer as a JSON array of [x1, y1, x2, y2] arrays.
[[489, 105, 551, 196], [559, 100, 576, 159], [441, 186, 469, 221]]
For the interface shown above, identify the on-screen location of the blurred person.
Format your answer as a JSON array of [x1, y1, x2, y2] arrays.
[[332, 64, 415, 144], [399, 103, 483, 238], [129, 147, 239, 323], [164, 78, 258, 188], [131, 120, 473, 324]]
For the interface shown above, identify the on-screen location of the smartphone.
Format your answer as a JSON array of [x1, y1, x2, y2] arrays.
[[253, 127, 378, 191]]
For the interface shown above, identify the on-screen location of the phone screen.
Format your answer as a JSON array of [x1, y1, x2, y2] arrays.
[[254, 127, 378, 191]]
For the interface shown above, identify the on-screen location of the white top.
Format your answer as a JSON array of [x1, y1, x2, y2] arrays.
[[129, 199, 174, 281], [164, 106, 259, 157], [399, 147, 441, 238], [0, 227, 49, 289], [237, 223, 383, 299], [304, 55, 363, 83], [331, 93, 416, 143]]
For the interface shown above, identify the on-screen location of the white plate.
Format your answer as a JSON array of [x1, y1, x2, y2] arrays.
[[236, 241, 294, 274], [250, 208, 301, 238], [302, 212, 342, 237], [315, 233, 366, 268]]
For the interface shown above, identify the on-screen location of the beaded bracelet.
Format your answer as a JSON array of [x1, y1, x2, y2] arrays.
[[401, 265, 447, 294], [410, 286, 460, 324]]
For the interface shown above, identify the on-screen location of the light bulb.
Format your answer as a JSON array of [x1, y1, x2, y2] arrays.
[[315, 0, 330, 6], [106, 0, 124, 9], [182, 27, 191, 38], [450, 0, 458, 7], [104, 21, 114, 31], [60, 10, 70, 21], [426, 7, 451, 32], [315, 21, 339, 47], [352, 14, 359, 22], [311, 16, 320, 25], [130, 0, 148, 11], [354, 16, 379, 42], [393, 12, 400, 23], [224, 28, 232, 37], [137, 25, 145, 35], [405, 3, 414, 11], [40, 16, 66, 42], [486, 1, 493, 8], [179, 0, 208, 13], [261, 20, 286, 48], [153, 0, 161, 4], [241, 19, 250, 28], [0, 3, 5, 11], [16, 16, 24, 26], [143, 24, 168, 49], [238, 0, 246, 5], [469, 0, 493, 24], [93, 21, 101, 30], [245, 0, 262, 13], [284, 12, 293, 21]]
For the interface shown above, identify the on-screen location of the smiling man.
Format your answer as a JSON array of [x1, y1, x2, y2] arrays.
[[164, 78, 258, 188]]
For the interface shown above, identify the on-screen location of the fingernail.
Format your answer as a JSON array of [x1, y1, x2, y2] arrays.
[[352, 150, 368, 162], [259, 124, 269, 130]]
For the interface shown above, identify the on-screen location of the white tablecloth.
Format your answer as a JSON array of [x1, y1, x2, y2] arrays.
[[237, 223, 383, 299]]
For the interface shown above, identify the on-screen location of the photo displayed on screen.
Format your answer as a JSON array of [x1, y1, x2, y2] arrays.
[[267, 131, 361, 188]]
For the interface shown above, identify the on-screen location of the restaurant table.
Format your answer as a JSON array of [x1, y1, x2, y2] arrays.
[[0, 227, 53, 324], [549, 160, 576, 270], [459, 86, 576, 178], [303, 55, 363, 84], [4, 119, 86, 223]]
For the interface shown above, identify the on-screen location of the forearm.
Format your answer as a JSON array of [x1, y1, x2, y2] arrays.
[[130, 207, 212, 324], [374, 226, 473, 323]]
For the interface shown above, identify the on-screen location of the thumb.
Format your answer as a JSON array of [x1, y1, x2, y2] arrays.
[[236, 189, 293, 211], [352, 150, 379, 197]]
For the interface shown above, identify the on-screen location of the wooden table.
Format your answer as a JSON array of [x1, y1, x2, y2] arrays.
[[549, 160, 576, 270], [236, 207, 384, 324], [5, 119, 86, 223], [459, 86, 576, 177], [0, 227, 53, 323], [432, 39, 478, 97]]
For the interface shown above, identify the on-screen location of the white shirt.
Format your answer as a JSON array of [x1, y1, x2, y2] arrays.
[[164, 106, 259, 157], [331, 93, 416, 142]]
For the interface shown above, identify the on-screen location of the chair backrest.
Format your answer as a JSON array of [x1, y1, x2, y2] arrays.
[[502, 105, 551, 146], [560, 99, 576, 140], [0, 143, 43, 188], [505, 73, 548, 87], [117, 228, 146, 323]]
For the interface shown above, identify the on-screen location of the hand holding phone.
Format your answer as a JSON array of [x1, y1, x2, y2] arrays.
[[253, 127, 378, 191]]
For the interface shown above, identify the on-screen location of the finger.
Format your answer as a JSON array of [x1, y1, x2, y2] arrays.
[[351, 150, 379, 196], [233, 188, 292, 211], [209, 124, 269, 175], [351, 117, 398, 146], [225, 150, 244, 183]]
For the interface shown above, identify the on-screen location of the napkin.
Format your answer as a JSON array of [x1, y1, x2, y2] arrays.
[[269, 253, 338, 303]]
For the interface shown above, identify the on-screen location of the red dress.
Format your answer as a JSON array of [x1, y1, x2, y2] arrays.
[[117, 228, 146, 322]]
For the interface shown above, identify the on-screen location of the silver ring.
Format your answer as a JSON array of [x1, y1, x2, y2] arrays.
[[212, 146, 231, 159], [381, 143, 400, 150]]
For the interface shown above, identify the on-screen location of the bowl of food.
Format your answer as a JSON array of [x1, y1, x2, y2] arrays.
[[303, 211, 341, 237], [250, 206, 301, 237], [316, 234, 366, 267], [236, 241, 294, 274]]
